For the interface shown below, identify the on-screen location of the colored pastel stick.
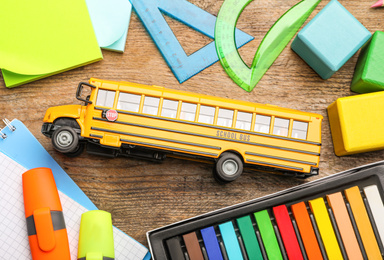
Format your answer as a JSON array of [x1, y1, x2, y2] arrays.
[[363, 185, 384, 245], [273, 205, 304, 260], [166, 237, 185, 260], [371, 0, 383, 8], [254, 210, 283, 260], [327, 192, 363, 260], [236, 216, 263, 260], [200, 226, 224, 260], [182, 232, 204, 260], [345, 186, 382, 259], [218, 222, 244, 260], [291, 202, 323, 260], [308, 198, 343, 260]]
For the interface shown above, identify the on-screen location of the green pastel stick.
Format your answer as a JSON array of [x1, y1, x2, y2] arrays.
[[254, 210, 283, 260], [236, 216, 263, 260]]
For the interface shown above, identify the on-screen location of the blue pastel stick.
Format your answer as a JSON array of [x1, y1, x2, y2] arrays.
[[218, 222, 244, 260], [129, 0, 253, 83], [201, 226, 224, 260]]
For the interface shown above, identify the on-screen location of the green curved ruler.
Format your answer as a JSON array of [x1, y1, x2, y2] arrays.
[[215, 0, 321, 92]]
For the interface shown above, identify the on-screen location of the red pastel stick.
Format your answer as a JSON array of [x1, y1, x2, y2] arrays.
[[273, 205, 304, 260]]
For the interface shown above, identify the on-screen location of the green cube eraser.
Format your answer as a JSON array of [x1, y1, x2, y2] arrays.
[[351, 31, 384, 93]]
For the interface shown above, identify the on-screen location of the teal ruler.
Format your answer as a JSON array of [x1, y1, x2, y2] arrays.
[[130, 0, 253, 84], [215, 0, 321, 92]]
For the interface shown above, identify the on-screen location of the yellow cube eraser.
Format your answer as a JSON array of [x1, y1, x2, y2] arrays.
[[327, 91, 384, 156]]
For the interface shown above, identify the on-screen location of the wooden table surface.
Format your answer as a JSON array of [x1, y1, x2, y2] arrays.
[[1, 0, 383, 250]]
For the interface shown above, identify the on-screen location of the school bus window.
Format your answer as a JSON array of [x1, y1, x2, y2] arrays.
[[96, 89, 115, 107], [236, 111, 252, 130], [161, 99, 178, 118], [292, 121, 308, 140], [180, 102, 197, 121], [273, 117, 289, 137], [217, 108, 234, 127], [198, 105, 215, 124], [142, 96, 160, 115], [117, 92, 141, 112], [254, 115, 271, 133]]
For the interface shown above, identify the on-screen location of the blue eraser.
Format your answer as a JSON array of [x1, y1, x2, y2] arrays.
[[291, 0, 371, 79]]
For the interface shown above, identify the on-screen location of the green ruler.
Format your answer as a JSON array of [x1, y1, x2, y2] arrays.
[[215, 0, 321, 92]]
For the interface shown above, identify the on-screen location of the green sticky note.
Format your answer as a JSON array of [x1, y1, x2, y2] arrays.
[[0, 0, 103, 88], [254, 210, 283, 260], [236, 216, 263, 260]]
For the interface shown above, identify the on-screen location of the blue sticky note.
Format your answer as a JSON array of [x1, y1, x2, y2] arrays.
[[86, 0, 132, 52], [129, 0, 254, 83], [201, 226, 224, 260], [291, 0, 371, 79], [218, 222, 244, 260]]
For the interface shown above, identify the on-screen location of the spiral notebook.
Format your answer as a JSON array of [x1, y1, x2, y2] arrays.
[[0, 119, 150, 260]]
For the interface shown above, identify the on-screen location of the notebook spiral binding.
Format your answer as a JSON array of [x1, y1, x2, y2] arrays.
[[0, 118, 16, 140]]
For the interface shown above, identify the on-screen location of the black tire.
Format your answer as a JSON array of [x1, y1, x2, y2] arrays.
[[214, 153, 243, 182], [64, 143, 85, 157], [51, 126, 79, 153]]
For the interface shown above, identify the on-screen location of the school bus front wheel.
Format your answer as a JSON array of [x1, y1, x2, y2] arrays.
[[51, 126, 79, 153], [214, 153, 244, 182]]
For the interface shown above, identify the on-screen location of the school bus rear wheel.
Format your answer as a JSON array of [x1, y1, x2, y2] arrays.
[[52, 126, 79, 153], [214, 153, 243, 182]]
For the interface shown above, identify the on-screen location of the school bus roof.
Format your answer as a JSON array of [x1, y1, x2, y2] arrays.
[[89, 78, 323, 120]]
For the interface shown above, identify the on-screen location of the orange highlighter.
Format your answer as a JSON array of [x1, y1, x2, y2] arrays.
[[22, 167, 71, 260]]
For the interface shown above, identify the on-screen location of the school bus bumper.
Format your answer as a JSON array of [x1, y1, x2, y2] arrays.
[[41, 123, 55, 137]]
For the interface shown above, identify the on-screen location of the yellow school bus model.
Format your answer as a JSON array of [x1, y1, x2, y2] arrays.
[[42, 78, 322, 182]]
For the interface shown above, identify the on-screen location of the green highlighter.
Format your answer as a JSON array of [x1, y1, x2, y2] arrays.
[[78, 210, 115, 260]]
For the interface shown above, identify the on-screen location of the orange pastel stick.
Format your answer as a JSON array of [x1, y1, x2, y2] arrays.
[[291, 202, 323, 260], [326, 192, 363, 260], [22, 167, 70, 260], [344, 186, 381, 260]]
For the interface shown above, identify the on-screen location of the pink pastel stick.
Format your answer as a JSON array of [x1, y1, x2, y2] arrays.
[[371, 0, 384, 8]]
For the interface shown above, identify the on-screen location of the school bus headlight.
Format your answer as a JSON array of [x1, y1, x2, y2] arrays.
[[43, 108, 53, 122], [43, 112, 51, 122]]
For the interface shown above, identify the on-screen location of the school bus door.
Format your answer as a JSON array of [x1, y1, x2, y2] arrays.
[[77, 82, 122, 147]]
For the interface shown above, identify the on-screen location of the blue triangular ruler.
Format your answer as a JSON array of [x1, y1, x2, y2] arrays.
[[130, 0, 254, 83]]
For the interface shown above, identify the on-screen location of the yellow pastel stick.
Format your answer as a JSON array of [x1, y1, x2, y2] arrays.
[[308, 197, 343, 260], [344, 186, 382, 260]]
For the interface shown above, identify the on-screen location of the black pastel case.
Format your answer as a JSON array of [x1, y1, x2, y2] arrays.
[[147, 161, 384, 260]]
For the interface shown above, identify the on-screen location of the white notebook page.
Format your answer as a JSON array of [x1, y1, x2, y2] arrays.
[[0, 152, 148, 259]]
